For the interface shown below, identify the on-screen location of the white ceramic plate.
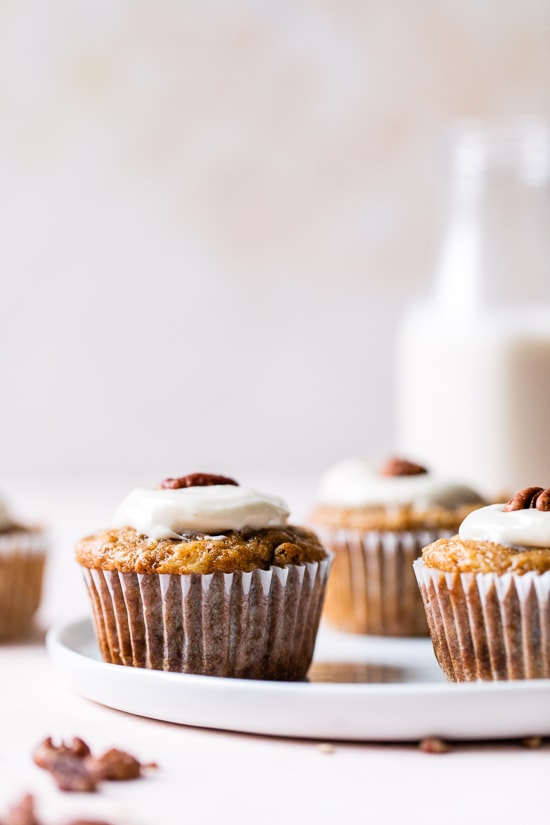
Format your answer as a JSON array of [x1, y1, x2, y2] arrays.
[[47, 617, 550, 742]]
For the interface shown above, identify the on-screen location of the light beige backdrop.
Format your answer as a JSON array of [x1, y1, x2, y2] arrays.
[[0, 1, 549, 481]]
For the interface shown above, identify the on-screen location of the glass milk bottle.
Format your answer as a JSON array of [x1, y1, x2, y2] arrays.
[[396, 120, 550, 498]]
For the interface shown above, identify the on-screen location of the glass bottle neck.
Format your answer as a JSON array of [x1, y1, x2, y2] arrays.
[[434, 119, 550, 317]]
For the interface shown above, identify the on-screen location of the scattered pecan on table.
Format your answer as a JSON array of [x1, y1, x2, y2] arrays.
[[33, 738, 99, 793], [32, 737, 156, 793], [0, 793, 114, 825], [0, 794, 40, 825], [94, 748, 157, 781]]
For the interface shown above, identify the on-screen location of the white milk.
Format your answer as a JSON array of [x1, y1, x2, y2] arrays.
[[396, 120, 550, 498], [396, 306, 550, 497]]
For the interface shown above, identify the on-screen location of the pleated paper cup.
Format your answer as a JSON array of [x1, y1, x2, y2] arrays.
[[0, 531, 47, 641], [315, 526, 452, 636], [80, 556, 332, 680], [414, 558, 550, 681]]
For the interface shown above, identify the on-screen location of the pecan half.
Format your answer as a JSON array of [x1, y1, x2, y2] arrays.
[[32, 738, 100, 791], [503, 486, 550, 512], [160, 473, 238, 489], [419, 737, 451, 754], [93, 748, 157, 781], [535, 489, 550, 511], [49, 758, 100, 793], [379, 457, 427, 477], [33, 737, 91, 769]]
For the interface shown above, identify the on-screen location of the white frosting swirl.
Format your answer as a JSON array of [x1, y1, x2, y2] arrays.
[[459, 503, 550, 548], [112, 485, 290, 539], [318, 459, 480, 509]]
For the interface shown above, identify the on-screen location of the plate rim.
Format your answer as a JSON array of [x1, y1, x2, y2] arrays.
[[46, 617, 550, 741], [47, 615, 550, 698]]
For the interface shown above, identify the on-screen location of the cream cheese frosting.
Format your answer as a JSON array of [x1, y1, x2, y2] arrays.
[[112, 485, 290, 539], [318, 459, 480, 509], [459, 503, 550, 548]]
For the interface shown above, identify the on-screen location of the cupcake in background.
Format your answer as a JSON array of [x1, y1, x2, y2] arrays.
[[415, 485, 550, 681], [310, 457, 483, 636], [75, 473, 331, 680], [0, 494, 47, 641]]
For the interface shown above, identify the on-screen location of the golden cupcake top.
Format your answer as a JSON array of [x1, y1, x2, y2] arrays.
[[421, 486, 550, 574], [75, 473, 327, 575], [311, 457, 483, 531]]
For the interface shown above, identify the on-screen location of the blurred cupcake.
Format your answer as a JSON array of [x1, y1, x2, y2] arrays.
[[414, 485, 550, 681], [75, 473, 331, 680], [0, 495, 47, 640], [310, 457, 483, 636]]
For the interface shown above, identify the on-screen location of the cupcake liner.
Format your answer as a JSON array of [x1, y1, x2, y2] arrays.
[[81, 557, 332, 680], [0, 531, 47, 641], [316, 526, 452, 636], [414, 559, 550, 681]]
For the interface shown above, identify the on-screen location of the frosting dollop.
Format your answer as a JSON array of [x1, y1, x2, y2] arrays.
[[112, 485, 290, 539], [318, 459, 480, 509], [459, 503, 550, 548]]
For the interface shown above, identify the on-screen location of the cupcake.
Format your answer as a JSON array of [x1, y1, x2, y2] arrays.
[[310, 457, 483, 636], [414, 485, 550, 681], [75, 473, 331, 680], [0, 494, 47, 641]]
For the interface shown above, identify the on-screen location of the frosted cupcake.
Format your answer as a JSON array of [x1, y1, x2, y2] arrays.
[[0, 495, 47, 640], [75, 473, 331, 680], [415, 485, 550, 681], [310, 457, 483, 636]]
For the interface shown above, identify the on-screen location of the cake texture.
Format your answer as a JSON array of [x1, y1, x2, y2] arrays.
[[310, 457, 483, 636], [415, 485, 550, 681], [0, 496, 47, 641], [76, 474, 331, 679]]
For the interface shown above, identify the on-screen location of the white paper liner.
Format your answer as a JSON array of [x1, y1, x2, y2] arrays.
[[0, 530, 47, 640], [315, 526, 451, 636], [81, 557, 332, 680], [414, 558, 550, 681], [0, 530, 46, 556]]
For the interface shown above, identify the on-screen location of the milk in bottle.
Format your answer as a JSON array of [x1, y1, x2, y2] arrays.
[[396, 120, 550, 498]]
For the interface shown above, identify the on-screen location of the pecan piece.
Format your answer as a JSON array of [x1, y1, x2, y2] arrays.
[[379, 457, 427, 477], [273, 542, 302, 566], [67, 820, 116, 825], [32, 736, 156, 795], [1, 794, 41, 825], [521, 736, 543, 748], [33, 738, 100, 793], [160, 473, 238, 489], [503, 486, 548, 511], [93, 748, 157, 781], [48, 756, 100, 793], [33, 737, 91, 769], [535, 489, 550, 512], [419, 737, 451, 754]]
